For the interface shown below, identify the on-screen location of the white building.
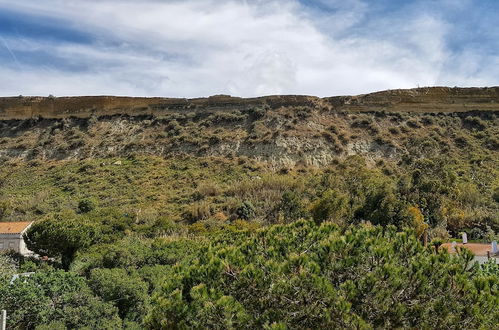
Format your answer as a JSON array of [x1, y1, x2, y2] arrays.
[[0, 221, 33, 255]]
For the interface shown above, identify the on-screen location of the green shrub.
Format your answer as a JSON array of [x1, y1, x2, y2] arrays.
[[147, 221, 499, 328], [77, 198, 97, 214], [0, 270, 121, 329], [24, 212, 102, 269], [236, 201, 255, 220], [463, 116, 487, 130], [276, 191, 307, 223], [310, 189, 349, 224], [89, 268, 148, 321], [0, 200, 11, 220]]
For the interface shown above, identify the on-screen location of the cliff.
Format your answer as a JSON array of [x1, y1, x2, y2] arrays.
[[1, 87, 499, 120], [0, 87, 497, 166]]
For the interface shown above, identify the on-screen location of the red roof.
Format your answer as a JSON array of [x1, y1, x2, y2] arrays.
[[0, 221, 33, 234], [441, 243, 495, 257]]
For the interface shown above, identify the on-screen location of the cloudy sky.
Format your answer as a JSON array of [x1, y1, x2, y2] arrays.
[[0, 0, 498, 97]]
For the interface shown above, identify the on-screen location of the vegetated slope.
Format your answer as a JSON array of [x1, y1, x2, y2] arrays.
[[1, 88, 499, 329], [4, 221, 499, 329], [0, 87, 498, 234], [0, 87, 498, 165]]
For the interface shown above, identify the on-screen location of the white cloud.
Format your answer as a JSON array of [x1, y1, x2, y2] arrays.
[[0, 0, 497, 97], [227, 51, 297, 96]]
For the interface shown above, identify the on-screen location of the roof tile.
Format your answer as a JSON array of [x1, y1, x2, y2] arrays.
[[0, 221, 33, 234]]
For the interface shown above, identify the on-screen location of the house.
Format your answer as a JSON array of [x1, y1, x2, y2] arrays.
[[442, 242, 498, 264], [0, 221, 33, 255]]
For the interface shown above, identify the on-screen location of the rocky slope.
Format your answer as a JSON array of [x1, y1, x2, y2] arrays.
[[0, 87, 498, 166], [1, 87, 499, 120]]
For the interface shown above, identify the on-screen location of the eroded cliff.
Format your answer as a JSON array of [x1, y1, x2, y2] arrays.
[[0, 87, 498, 166], [1, 87, 499, 120]]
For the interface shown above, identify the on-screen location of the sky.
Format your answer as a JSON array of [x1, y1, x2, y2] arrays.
[[0, 0, 498, 97]]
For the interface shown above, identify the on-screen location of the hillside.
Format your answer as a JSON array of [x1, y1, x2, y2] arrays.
[[2, 87, 499, 120], [0, 87, 498, 165], [0, 86, 497, 233], [1, 87, 499, 329]]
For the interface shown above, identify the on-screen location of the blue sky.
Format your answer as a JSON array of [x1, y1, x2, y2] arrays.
[[0, 0, 498, 97]]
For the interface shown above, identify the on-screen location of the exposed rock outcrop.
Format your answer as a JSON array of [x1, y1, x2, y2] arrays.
[[0, 87, 497, 166], [1, 87, 499, 120]]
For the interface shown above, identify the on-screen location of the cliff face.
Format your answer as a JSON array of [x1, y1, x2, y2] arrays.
[[325, 86, 499, 112], [1, 87, 499, 120], [0, 87, 498, 166], [0, 95, 319, 120]]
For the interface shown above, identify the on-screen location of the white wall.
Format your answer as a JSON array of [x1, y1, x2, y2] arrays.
[[0, 234, 28, 255]]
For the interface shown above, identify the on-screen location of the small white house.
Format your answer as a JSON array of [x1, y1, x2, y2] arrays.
[[0, 221, 33, 255]]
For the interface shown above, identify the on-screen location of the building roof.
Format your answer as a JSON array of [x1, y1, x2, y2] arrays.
[[441, 242, 496, 257], [0, 221, 33, 234]]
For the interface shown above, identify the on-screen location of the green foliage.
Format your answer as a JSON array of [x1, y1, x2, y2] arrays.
[[310, 189, 349, 224], [0, 200, 11, 220], [24, 212, 102, 269], [89, 268, 149, 321], [354, 183, 408, 227], [276, 191, 307, 223], [23, 208, 138, 269], [77, 198, 97, 214], [72, 236, 203, 274], [235, 201, 255, 220], [1, 106, 498, 328], [474, 259, 499, 278], [0, 253, 17, 281], [148, 221, 499, 328], [0, 269, 121, 329], [493, 186, 499, 203], [0, 151, 497, 234]]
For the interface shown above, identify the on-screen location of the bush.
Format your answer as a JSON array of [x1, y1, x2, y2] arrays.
[[276, 191, 307, 223], [183, 201, 212, 223], [89, 268, 149, 321], [310, 190, 349, 224], [0, 200, 11, 220], [463, 116, 486, 130], [406, 119, 421, 128], [429, 226, 450, 241], [0, 270, 121, 329], [351, 117, 372, 128], [24, 213, 103, 269], [487, 136, 499, 150], [78, 198, 97, 214], [196, 182, 220, 198], [235, 201, 255, 220], [147, 221, 499, 328], [0, 253, 17, 281], [494, 187, 499, 204], [388, 127, 400, 135]]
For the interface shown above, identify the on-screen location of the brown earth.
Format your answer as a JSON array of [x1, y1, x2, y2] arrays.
[[0, 86, 497, 166], [1, 86, 499, 120]]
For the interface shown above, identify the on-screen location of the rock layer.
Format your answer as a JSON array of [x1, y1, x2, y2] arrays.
[[1, 87, 499, 120], [0, 87, 497, 166]]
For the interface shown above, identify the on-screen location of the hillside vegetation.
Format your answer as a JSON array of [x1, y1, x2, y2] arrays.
[[1, 87, 499, 329]]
